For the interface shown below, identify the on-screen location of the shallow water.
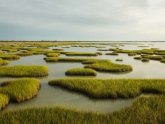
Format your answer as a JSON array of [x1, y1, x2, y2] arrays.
[[1, 41, 165, 113]]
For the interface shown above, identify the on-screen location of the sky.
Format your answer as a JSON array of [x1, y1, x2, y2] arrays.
[[0, 0, 165, 41]]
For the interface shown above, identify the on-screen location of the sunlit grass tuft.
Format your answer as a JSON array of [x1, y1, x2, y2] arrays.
[[0, 94, 9, 110], [0, 78, 40, 102], [49, 78, 165, 98], [0, 65, 48, 77]]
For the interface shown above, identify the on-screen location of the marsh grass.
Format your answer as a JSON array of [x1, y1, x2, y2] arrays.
[[53, 48, 64, 52], [128, 53, 137, 56], [115, 58, 123, 61], [144, 55, 163, 60], [44, 57, 132, 73], [44, 57, 93, 62], [49, 78, 165, 98], [16, 51, 33, 56], [45, 52, 60, 57], [160, 59, 165, 63], [84, 60, 132, 73], [105, 52, 119, 55], [0, 94, 9, 110], [141, 58, 150, 62], [0, 58, 8, 66], [65, 68, 97, 76], [133, 56, 142, 60], [0, 54, 20, 60], [65, 52, 98, 56], [0, 65, 48, 77], [0, 78, 40, 102], [0, 95, 164, 124]]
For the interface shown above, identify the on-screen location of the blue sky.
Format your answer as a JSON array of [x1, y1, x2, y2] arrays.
[[0, 0, 165, 41]]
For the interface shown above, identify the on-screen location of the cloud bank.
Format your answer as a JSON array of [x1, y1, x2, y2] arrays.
[[0, 0, 165, 40]]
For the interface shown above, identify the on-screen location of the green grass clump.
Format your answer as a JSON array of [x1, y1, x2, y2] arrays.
[[0, 65, 48, 77], [44, 57, 132, 73], [146, 55, 163, 60], [0, 54, 20, 60], [134, 56, 142, 60], [0, 95, 164, 124], [141, 58, 150, 62], [160, 59, 165, 63], [44, 57, 92, 62], [65, 52, 98, 56], [155, 50, 165, 55], [53, 48, 64, 52], [16, 51, 33, 56], [115, 58, 123, 61], [0, 94, 9, 110], [105, 52, 119, 55], [85, 60, 132, 73], [65, 68, 97, 76], [0, 58, 8, 66], [0, 78, 40, 102], [128, 53, 137, 56], [49, 78, 165, 98], [45, 52, 60, 57]]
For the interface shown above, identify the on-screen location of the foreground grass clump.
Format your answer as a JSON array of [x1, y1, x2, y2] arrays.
[[0, 58, 8, 66], [49, 78, 165, 98], [65, 68, 97, 76], [0, 95, 164, 124], [85, 60, 132, 73], [0, 78, 40, 102], [0, 65, 48, 77], [0, 94, 9, 110]]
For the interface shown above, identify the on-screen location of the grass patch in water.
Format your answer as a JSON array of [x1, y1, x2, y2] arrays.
[[52, 48, 64, 52], [44, 57, 92, 62], [128, 53, 137, 56], [65, 52, 98, 56], [45, 53, 60, 57], [0, 95, 163, 123], [16, 51, 33, 56], [44, 57, 132, 73], [105, 52, 119, 55], [134, 56, 142, 60], [0, 65, 48, 77], [0, 94, 9, 110], [65, 68, 97, 76], [84, 60, 132, 73], [0, 58, 8, 66], [49, 78, 165, 98], [141, 58, 150, 62], [115, 58, 123, 61], [0, 54, 20, 60], [0, 78, 40, 102], [160, 59, 165, 63]]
